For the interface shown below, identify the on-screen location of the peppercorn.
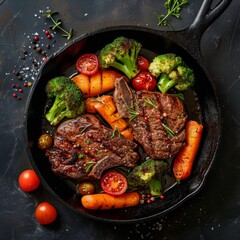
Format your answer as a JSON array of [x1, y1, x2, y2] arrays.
[[33, 35, 39, 42], [17, 75, 23, 80], [36, 47, 42, 53]]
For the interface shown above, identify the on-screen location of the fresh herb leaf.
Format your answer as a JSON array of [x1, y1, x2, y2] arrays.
[[78, 154, 84, 159], [85, 139, 91, 145], [112, 126, 121, 138], [155, 0, 188, 28], [144, 98, 158, 108], [127, 108, 140, 122], [80, 124, 92, 133], [85, 162, 96, 173], [43, 9, 74, 39], [162, 123, 175, 137]]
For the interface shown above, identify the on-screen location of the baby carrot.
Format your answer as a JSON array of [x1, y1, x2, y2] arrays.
[[81, 192, 141, 210], [173, 120, 203, 181]]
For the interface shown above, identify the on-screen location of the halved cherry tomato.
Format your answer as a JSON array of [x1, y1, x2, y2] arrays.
[[137, 56, 150, 71], [132, 71, 157, 91], [18, 169, 40, 192], [35, 202, 57, 225], [76, 53, 99, 75], [100, 171, 128, 196]]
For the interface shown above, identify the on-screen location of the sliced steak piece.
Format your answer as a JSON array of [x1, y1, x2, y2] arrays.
[[114, 77, 188, 159], [46, 114, 139, 181]]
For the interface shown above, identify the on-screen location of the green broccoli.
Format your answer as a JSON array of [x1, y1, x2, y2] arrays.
[[148, 53, 195, 93], [128, 159, 169, 196], [45, 76, 85, 126], [99, 36, 142, 79]]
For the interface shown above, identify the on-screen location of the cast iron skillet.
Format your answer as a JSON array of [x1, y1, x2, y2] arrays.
[[24, 0, 232, 223]]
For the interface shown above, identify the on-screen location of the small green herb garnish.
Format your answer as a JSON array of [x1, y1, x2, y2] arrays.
[[85, 139, 91, 145], [155, 0, 188, 28], [144, 98, 158, 108], [44, 10, 73, 39], [162, 123, 175, 137], [127, 108, 139, 122], [112, 126, 121, 138], [78, 154, 84, 159], [85, 162, 96, 173], [92, 97, 105, 104], [80, 124, 92, 133]]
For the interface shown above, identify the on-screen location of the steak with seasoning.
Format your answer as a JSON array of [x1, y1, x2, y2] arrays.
[[46, 114, 139, 181], [114, 77, 188, 159]]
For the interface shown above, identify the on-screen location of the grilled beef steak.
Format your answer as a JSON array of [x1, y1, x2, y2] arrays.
[[46, 114, 139, 181], [114, 77, 188, 159]]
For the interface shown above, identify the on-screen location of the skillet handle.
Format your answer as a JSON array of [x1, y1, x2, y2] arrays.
[[189, 0, 232, 32]]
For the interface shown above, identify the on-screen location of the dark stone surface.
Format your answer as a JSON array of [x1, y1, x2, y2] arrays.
[[1, 0, 240, 239]]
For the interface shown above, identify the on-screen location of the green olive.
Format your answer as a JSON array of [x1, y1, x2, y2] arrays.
[[77, 182, 95, 195], [38, 133, 53, 151]]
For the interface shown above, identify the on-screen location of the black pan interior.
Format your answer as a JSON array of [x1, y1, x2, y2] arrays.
[[25, 27, 220, 223]]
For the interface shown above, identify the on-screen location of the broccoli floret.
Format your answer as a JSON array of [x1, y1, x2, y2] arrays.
[[128, 159, 168, 196], [45, 76, 85, 126], [148, 179, 162, 196], [99, 36, 142, 79], [149, 53, 195, 93]]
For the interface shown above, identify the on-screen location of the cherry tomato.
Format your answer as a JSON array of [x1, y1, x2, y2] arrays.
[[132, 71, 157, 91], [100, 171, 128, 196], [18, 169, 40, 192], [77, 181, 95, 195], [76, 53, 99, 75], [137, 56, 150, 71], [38, 133, 53, 151], [35, 202, 57, 225]]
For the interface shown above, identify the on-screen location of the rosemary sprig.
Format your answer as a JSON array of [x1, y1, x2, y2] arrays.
[[112, 126, 121, 138], [44, 10, 73, 40], [155, 0, 188, 28], [80, 124, 92, 133], [162, 123, 175, 137], [144, 98, 158, 108], [127, 108, 139, 122]]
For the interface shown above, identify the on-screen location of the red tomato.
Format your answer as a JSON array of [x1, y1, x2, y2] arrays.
[[137, 56, 150, 71], [132, 71, 157, 91], [35, 202, 57, 225], [100, 171, 128, 196], [18, 169, 40, 192], [76, 53, 99, 75]]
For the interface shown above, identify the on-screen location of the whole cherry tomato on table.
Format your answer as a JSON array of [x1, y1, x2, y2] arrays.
[[100, 171, 128, 196], [18, 169, 40, 192], [35, 202, 57, 225], [132, 71, 157, 91], [76, 53, 99, 75], [137, 56, 150, 71]]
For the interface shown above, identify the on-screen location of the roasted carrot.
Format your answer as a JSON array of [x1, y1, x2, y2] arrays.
[[85, 95, 134, 140], [72, 70, 122, 98], [81, 192, 141, 210], [173, 120, 203, 181]]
